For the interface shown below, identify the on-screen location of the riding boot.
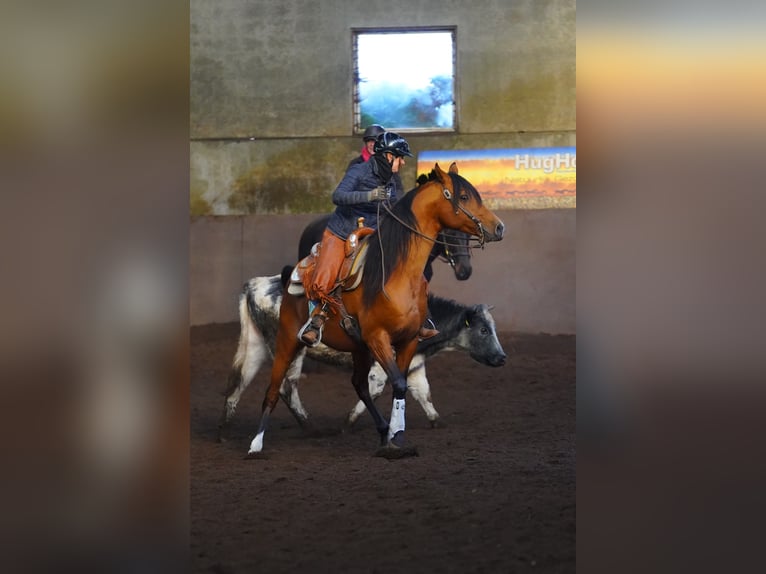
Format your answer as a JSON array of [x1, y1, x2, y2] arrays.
[[418, 316, 439, 340], [299, 303, 329, 347]]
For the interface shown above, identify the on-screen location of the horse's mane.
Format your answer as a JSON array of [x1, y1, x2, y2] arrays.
[[361, 184, 419, 308], [361, 167, 481, 308]]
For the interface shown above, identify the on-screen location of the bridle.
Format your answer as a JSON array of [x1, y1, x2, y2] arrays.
[[438, 232, 472, 269], [378, 182, 488, 249], [375, 178, 485, 300], [441, 187, 487, 248]]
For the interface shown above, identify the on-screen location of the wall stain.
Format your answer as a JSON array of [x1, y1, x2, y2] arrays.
[[227, 142, 350, 214], [190, 189, 213, 216]]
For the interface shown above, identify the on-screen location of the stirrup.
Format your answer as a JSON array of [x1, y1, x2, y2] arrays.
[[418, 327, 439, 341], [418, 317, 439, 341], [298, 315, 325, 348]]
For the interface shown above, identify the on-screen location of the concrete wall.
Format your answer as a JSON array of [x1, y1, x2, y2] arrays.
[[190, 210, 575, 334], [190, 0, 576, 214]]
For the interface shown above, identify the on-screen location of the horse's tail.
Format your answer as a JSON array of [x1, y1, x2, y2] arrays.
[[280, 265, 294, 288]]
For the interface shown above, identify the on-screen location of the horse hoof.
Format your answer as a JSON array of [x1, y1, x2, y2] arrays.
[[430, 418, 446, 429], [374, 444, 419, 459]]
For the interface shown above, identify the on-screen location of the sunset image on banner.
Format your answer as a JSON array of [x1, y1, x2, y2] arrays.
[[416, 147, 576, 209]]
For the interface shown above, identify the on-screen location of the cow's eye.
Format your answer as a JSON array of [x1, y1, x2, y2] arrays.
[[480, 327, 489, 335]]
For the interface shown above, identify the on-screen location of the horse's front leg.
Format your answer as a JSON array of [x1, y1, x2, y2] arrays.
[[350, 350, 389, 444], [388, 338, 420, 446], [346, 355, 441, 428], [367, 334, 419, 453], [278, 347, 311, 429]]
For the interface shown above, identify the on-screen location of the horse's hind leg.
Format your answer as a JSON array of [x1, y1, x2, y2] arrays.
[[248, 316, 303, 455], [278, 347, 311, 429], [219, 297, 269, 441]]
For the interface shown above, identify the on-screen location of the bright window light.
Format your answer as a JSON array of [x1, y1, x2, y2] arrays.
[[354, 29, 455, 132]]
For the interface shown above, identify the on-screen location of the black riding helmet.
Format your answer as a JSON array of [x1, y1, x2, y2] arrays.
[[373, 132, 414, 158], [362, 124, 385, 142]]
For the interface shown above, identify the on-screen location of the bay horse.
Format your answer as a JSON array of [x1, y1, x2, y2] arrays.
[[249, 162, 504, 456]]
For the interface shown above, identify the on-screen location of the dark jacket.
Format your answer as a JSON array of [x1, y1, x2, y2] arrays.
[[326, 159, 404, 239]]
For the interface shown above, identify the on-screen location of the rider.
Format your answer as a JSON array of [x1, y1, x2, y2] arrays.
[[347, 124, 385, 169], [347, 124, 405, 200], [299, 132, 417, 347]]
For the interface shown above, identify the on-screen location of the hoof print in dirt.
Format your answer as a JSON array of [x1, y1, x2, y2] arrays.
[[304, 427, 342, 438], [374, 445, 419, 459], [243, 451, 269, 460]]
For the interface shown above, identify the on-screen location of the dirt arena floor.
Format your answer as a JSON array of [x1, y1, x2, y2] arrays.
[[191, 323, 575, 573]]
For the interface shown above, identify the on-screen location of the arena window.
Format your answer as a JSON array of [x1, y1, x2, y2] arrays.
[[352, 28, 456, 134]]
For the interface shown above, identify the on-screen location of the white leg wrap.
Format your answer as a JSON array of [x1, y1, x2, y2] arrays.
[[388, 398, 406, 441], [248, 431, 264, 453]]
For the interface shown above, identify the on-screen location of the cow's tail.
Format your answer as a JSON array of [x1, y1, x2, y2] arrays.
[[233, 290, 253, 371], [222, 290, 253, 396]]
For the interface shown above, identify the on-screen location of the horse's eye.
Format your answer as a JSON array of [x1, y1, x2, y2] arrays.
[[460, 193, 469, 202], [480, 327, 489, 335]]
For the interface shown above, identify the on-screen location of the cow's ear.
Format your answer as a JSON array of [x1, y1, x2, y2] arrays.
[[464, 308, 477, 326]]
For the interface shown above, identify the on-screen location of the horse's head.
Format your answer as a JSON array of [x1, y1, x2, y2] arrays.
[[436, 228, 473, 280], [430, 163, 505, 244]]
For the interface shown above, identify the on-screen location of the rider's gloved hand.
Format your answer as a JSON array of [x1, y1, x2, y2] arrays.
[[367, 186, 390, 202]]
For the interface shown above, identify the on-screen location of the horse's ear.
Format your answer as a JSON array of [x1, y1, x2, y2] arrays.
[[448, 162, 459, 175], [433, 163, 448, 183]]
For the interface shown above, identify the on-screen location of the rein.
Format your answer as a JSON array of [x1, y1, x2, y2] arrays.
[[379, 186, 487, 249], [438, 240, 472, 269], [373, 179, 485, 300], [441, 188, 487, 248]]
